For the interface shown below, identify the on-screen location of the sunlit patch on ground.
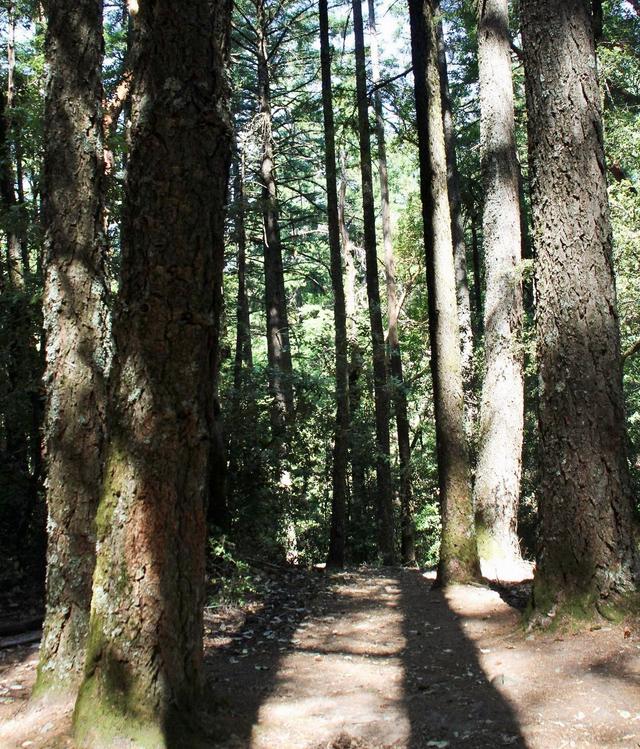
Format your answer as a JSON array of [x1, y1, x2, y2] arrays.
[[0, 644, 74, 748], [0, 568, 638, 748], [248, 574, 410, 749]]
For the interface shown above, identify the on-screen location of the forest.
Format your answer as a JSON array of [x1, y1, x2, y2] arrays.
[[0, 0, 639, 747]]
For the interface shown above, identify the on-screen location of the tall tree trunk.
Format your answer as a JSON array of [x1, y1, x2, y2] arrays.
[[8, 9, 44, 543], [73, 1, 232, 743], [225, 149, 251, 534], [256, 0, 294, 427], [320, 0, 350, 569], [408, 0, 479, 584], [233, 150, 252, 391], [473, 0, 525, 568], [35, 0, 110, 695], [368, 0, 415, 565], [0, 88, 30, 499], [435, 14, 475, 418], [5, 1, 28, 281], [522, 0, 639, 613], [340, 150, 367, 518], [352, 0, 395, 565]]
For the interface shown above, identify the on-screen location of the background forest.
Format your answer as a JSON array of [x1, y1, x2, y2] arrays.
[[0, 0, 639, 747], [2, 0, 638, 575]]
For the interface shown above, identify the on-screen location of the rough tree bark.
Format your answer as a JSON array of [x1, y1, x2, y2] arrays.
[[368, 0, 416, 566], [320, 0, 350, 568], [72, 0, 232, 743], [352, 0, 395, 565], [35, 0, 111, 696], [256, 0, 294, 426], [522, 0, 639, 614], [408, 0, 480, 584], [473, 0, 525, 568]]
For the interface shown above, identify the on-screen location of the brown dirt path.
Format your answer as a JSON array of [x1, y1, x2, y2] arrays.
[[1, 568, 639, 748]]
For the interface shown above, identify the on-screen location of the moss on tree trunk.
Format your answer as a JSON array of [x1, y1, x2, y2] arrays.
[[72, 0, 232, 743]]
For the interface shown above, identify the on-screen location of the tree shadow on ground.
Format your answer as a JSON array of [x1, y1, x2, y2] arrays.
[[398, 569, 527, 748], [201, 566, 329, 747], [203, 567, 528, 749]]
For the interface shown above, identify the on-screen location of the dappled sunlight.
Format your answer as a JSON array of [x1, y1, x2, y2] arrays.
[[248, 573, 410, 749]]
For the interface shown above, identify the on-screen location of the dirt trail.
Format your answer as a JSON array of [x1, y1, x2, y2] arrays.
[[1, 568, 639, 748]]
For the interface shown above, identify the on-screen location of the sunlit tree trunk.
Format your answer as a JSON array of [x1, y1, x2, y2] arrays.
[[73, 0, 232, 743], [408, 0, 479, 584], [523, 0, 639, 613], [320, 0, 350, 567], [352, 0, 395, 565], [473, 0, 524, 568], [339, 151, 367, 519], [35, 0, 110, 695]]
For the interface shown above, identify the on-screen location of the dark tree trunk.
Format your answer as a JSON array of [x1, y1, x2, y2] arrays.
[[408, 0, 479, 584], [257, 0, 294, 427], [320, 0, 350, 569], [435, 14, 475, 419], [522, 0, 639, 613], [0, 86, 33, 527], [73, 0, 232, 743], [0, 91, 22, 288], [35, 0, 110, 696], [352, 0, 395, 565], [474, 0, 525, 569], [368, 0, 415, 566]]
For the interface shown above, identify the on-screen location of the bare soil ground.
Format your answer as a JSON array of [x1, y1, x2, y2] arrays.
[[1, 567, 639, 748]]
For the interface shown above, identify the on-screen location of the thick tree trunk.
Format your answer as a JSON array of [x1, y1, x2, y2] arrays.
[[368, 0, 415, 566], [408, 0, 479, 584], [473, 0, 525, 568], [257, 0, 294, 427], [522, 0, 639, 613], [35, 0, 110, 696], [352, 0, 395, 565], [73, 1, 232, 743], [435, 15, 475, 415], [320, 0, 350, 569]]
